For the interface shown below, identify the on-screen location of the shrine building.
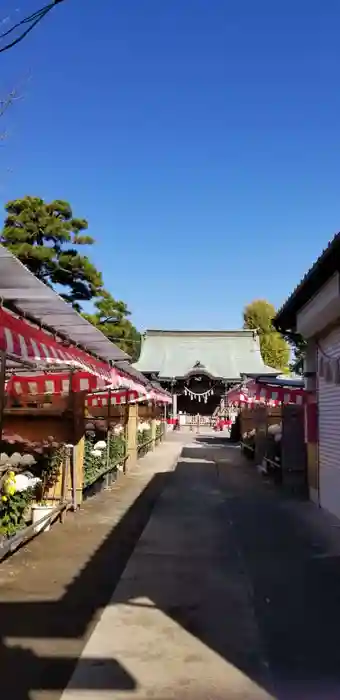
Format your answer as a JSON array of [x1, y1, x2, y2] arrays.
[[133, 329, 276, 417]]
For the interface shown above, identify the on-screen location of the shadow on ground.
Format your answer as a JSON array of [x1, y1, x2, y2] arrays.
[[2, 440, 340, 698], [0, 472, 171, 699]]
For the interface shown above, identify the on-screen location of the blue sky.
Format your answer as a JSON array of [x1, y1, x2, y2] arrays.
[[1, 0, 340, 330]]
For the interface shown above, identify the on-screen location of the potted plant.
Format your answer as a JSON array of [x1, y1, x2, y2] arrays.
[[42, 392, 53, 408], [32, 438, 63, 533], [0, 452, 40, 538]]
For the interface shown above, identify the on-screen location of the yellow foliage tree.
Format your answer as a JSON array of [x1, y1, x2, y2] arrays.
[[243, 299, 290, 371]]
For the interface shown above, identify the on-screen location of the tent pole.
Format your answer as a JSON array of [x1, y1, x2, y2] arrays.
[[105, 388, 112, 487], [0, 350, 7, 441], [67, 368, 75, 511]]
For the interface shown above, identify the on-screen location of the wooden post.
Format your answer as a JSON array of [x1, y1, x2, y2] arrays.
[[72, 389, 86, 507], [150, 417, 157, 450], [60, 446, 70, 523], [104, 389, 112, 488], [0, 350, 6, 441], [126, 402, 138, 471], [73, 436, 84, 506]]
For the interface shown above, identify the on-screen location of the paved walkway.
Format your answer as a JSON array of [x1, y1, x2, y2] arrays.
[[4, 434, 340, 699], [61, 436, 340, 700], [0, 435, 189, 700]]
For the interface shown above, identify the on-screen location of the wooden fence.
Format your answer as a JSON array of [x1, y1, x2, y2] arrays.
[[240, 404, 307, 494]]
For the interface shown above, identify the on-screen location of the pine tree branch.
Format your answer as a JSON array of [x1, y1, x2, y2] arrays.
[[0, 87, 20, 141]]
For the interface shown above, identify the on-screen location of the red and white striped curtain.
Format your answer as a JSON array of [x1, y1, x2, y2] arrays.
[[226, 380, 305, 406], [0, 306, 111, 381], [6, 369, 150, 399], [0, 307, 172, 402], [86, 388, 172, 408]]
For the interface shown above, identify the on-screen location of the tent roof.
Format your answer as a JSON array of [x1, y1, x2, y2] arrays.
[[133, 329, 277, 380], [0, 246, 129, 363], [115, 360, 150, 386], [245, 373, 304, 387]]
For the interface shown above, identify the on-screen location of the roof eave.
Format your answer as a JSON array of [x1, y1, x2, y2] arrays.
[[243, 371, 281, 381], [0, 245, 130, 364], [157, 375, 247, 382], [275, 232, 340, 331]]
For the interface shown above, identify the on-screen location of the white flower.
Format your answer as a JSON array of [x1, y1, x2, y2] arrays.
[[246, 429, 255, 438], [268, 424, 281, 435], [9, 452, 22, 467], [113, 425, 123, 435], [155, 420, 161, 426], [90, 449, 103, 457], [94, 440, 106, 450], [14, 474, 41, 492], [20, 454, 36, 466]]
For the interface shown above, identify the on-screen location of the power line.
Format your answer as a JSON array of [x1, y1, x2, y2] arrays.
[[0, 0, 65, 54], [103, 337, 141, 345]]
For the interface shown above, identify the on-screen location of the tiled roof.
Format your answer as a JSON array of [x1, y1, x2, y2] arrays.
[[275, 232, 340, 330], [133, 330, 277, 379]]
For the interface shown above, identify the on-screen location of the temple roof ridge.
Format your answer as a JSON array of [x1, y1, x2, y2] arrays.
[[134, 328, 277, 380], [142, 328, 258, 337]]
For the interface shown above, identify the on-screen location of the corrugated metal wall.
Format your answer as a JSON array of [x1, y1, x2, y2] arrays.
[[318, 326, 340, 519]]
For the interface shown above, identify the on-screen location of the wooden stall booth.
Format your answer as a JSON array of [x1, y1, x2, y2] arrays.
[[226, 375, 307, 492], [85, 379, 172, 475], [0, 245, 130, 555]]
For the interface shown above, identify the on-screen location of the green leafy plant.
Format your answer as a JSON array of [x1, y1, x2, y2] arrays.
[[83, 437, 106, 487], [108, 431, 126, 465], [137, 424, 152, 458], [83, 430, 126, 488], [0, 487, 34, 537], [36, 444, 64, 504], [156, 422, 163, 443], [0, 436, 64, 537]]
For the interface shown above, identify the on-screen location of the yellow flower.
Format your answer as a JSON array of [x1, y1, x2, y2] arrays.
[[8, 471, 15, 479], [1, 495, 7, 502], [3, 479, 14, 495]]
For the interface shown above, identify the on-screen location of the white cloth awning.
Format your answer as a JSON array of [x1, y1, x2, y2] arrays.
[[0, 245, 129, 363], [0, 306, 112, 380]]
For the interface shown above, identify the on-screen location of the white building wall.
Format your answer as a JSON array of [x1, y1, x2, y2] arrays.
[[318, 326, 340, 519]]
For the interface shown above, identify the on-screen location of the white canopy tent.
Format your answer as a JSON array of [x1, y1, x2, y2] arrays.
[[0, 245, 129, 364]]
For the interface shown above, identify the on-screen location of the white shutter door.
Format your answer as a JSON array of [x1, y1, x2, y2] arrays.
[[318, 327, 340, 519]]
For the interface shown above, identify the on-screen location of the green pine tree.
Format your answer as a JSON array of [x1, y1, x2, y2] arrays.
[[83, 291, 141, 361], [1, 196, 103, 311]]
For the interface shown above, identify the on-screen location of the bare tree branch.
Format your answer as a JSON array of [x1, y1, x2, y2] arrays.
[[0, 88, 20, 119], [0, 78, 29, 144]]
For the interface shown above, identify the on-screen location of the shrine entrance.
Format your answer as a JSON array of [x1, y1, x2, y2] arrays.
[[133, 329, 278, 423], [177, 391, 220, 416], [177, 371, 221, 418]]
